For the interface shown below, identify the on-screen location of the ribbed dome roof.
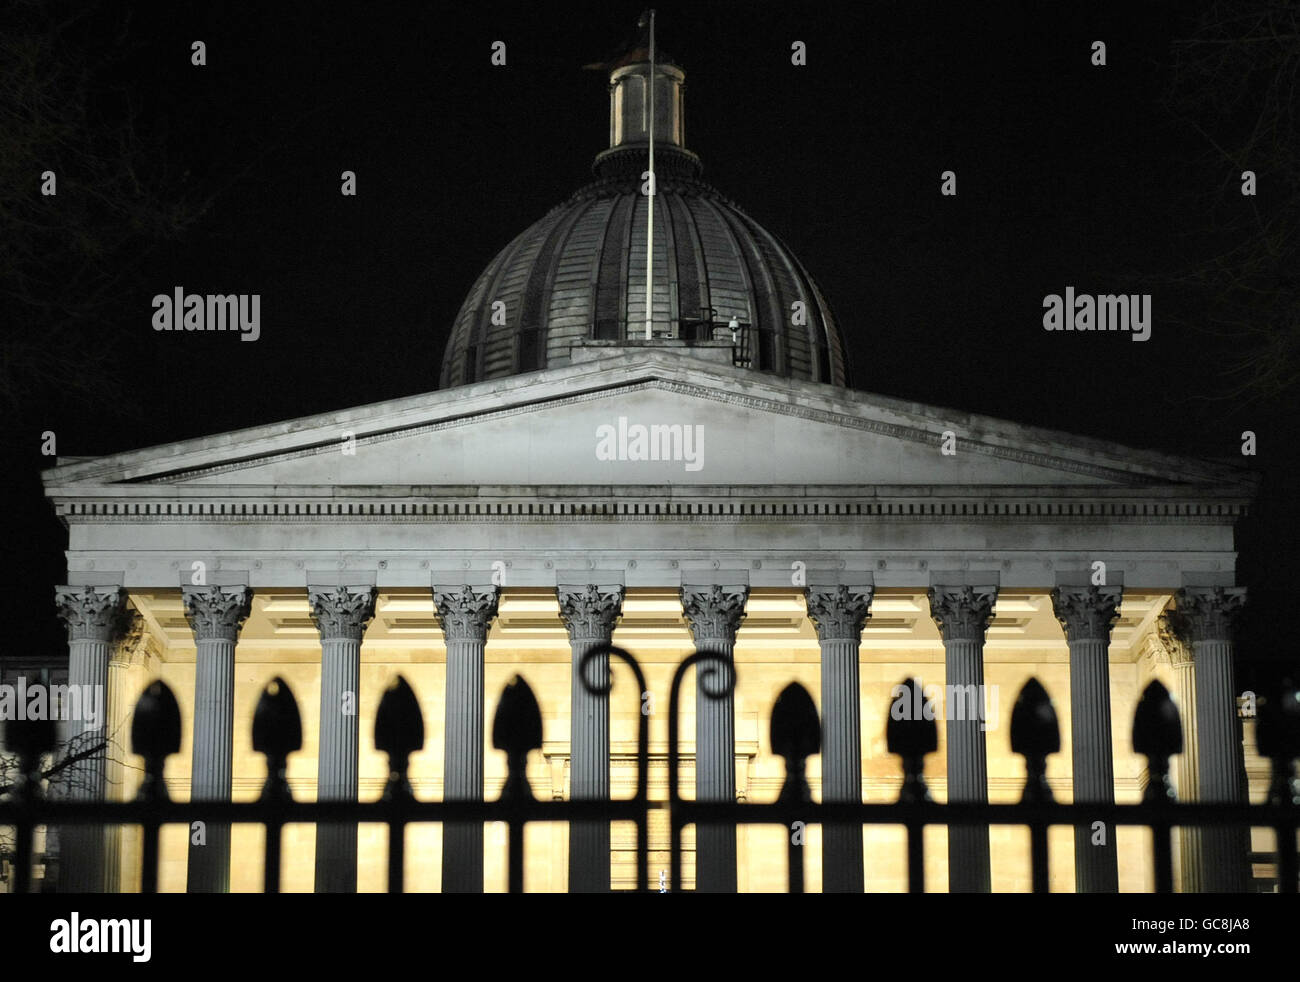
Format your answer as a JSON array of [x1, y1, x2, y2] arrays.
[[438, 41, 851, 390]]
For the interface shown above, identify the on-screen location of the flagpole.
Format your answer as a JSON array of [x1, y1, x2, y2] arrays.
[[643, 9, 656, 341]]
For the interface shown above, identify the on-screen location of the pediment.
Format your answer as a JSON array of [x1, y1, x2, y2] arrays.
[[42, 353, 1251, 493]]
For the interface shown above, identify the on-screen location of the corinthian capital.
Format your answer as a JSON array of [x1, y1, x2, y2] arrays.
[[55, 585, 128, 643], [1051, 584, 1122, 642], [433, 584, 499, 643], [1167, 586, 1246, 645], [681, 584, 749, 645], [804, 584, 873, 642], [183, 585, 252, 642], [307, 585, 377, 643], [557, 584, 624, 642], [928, 584, 998, 643]]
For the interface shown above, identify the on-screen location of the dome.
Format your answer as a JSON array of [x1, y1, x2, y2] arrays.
[[438, 43, 851, 390]]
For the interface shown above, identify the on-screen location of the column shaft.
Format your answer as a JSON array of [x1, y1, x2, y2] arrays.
[[558, 583, 622, 892], [105, 643, 137, 893], [820, 638, 862, 891], [190, 634, 236, 891], [1067, 637, 1119, 891], [682, 584, 748, 893], [55, 586, 126, 894], [1162, 617, 1201, 893], [1194, 637, 1249, 892], [64, 637, 113, 893], [1170, 585, 1248, 893], [442, 633, 486, 892], [695, 639, 736, 893], [1052, 583, 1122, 893], [182, 584, 251, 894], [929, 583, 996, 894], [308, 585, 375, 894], [806, 583, 872, 893], [569, 637, 609, 890], [315, 635, 361, 892], [434, 585, 499, 894], [944, 636, 991, 892]]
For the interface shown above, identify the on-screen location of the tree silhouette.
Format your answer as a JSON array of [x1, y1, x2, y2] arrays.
[[1163, 0, 1300, 402]]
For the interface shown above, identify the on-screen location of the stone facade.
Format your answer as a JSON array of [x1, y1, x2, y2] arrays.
[[38, 350, 1263, 891]]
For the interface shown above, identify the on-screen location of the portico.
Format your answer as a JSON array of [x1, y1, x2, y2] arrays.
[[40, 347, 1260, 892]]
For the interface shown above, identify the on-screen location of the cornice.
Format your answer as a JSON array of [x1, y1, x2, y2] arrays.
[[123, 379, 1198, 487], [40, 356, 1256, 492]]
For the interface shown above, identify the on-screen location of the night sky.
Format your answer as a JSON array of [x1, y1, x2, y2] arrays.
[[4, 1, 1295, 690]]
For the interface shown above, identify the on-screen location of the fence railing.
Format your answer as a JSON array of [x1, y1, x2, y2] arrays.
[[1, 644, 1296, 893]]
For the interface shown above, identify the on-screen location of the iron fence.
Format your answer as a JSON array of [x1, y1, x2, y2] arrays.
[[0, 644, 1296, 893]]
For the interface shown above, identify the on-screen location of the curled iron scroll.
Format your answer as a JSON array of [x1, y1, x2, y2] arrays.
[[577, 643, 651, 891]]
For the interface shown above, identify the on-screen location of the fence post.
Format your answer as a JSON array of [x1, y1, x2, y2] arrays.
[[494, 675, 542, 893], [1011, 678, 1060, 893], [771, 682, 819, 894], [888, 677, 938, 893], [1133, 680, 1182, 894], [130, 680, 181, 895], [252, 677, 302, 894], [375, 676, 423, 894]]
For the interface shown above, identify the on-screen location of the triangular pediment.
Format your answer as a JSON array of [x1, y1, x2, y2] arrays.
[[42, 352, 1252, 493]]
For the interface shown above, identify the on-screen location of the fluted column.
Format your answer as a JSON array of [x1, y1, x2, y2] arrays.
[[1155, 615, 1201, 892], [1052, 583, 1122, 892], [434, 584, 499, 893], [928, 582, 996, 893], [1169, 585, 1249, 893], [104, 614, 146, 892], [804, 583, 872, 893], [558, 583, 625, 892], [308, 585, 376, 893], [54, 585, 127, 893], [681, 583, 748, 893], [182, 584, 252, 893]]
